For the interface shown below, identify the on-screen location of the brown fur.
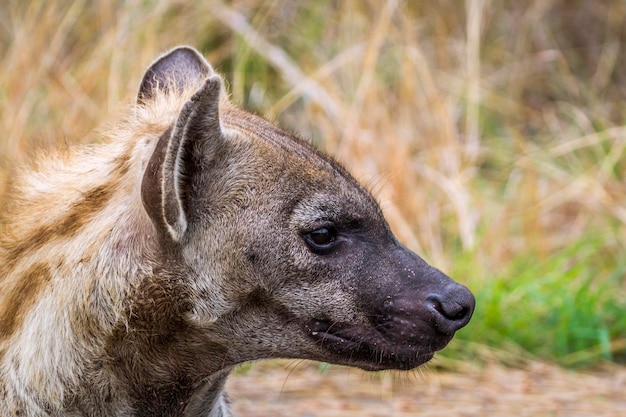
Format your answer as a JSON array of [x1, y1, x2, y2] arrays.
[[0, 263, 52, 340]]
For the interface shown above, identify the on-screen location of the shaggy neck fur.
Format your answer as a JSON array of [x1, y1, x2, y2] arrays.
[[0, 86, 234, 416]]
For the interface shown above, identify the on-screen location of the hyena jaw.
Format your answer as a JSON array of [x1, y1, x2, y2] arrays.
[[0, 46, 475, 416]]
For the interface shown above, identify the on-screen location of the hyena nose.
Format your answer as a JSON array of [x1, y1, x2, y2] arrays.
[[425, 284, 475, 335]]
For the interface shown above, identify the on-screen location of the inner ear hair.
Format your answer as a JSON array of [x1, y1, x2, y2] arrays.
[[141, 75, 224, 243]]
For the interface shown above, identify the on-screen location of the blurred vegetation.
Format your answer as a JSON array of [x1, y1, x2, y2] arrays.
[[0, 0, 624, 368]]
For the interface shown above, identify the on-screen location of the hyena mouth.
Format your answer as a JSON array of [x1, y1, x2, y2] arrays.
[[306, 319, 441, 371]]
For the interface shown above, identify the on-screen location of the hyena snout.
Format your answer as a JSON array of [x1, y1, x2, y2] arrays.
[[340, 252, 476, 370], [380, 276, 475, 341], [308, 248, 474, 371]]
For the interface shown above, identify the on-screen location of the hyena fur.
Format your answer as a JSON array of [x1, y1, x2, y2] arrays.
[[0, 46, 475, 416]]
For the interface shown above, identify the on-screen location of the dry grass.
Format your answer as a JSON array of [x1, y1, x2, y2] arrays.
[[2, 0, 624, 264], [1, 0, 625, 363]]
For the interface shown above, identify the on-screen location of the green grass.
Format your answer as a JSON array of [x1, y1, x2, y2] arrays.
[[1, 0, 625, 368], [444, 237, 626, 367]]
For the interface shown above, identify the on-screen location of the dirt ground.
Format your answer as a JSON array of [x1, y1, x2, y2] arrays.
[[226, 360, 626, 417]]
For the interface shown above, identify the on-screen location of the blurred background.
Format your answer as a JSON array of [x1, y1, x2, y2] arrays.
[[1, 0, 625, 415]]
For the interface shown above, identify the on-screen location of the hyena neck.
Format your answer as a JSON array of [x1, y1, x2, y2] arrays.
[[0, 145, 122, 402], [101, 252, 234, 415], [0, 117, 231, 414]]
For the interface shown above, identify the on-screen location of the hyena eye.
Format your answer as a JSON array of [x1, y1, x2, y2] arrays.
[[309, 227, 335, 245], [304, 227, 338, 254]]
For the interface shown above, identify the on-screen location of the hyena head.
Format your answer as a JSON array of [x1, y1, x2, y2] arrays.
[[134, 46, 475, 375], [0, 46, 475, 415]]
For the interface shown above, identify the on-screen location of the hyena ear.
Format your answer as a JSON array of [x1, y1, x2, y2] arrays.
[[137, 46, 214, 104], [141, 75, 224, 243]]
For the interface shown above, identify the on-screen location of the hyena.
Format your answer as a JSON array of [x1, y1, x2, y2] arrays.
[[0, 46, 475, 416]]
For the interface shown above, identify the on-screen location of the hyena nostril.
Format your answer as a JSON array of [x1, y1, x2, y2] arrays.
[[426, 285, 475, 335], [429, 297, 467, 320]]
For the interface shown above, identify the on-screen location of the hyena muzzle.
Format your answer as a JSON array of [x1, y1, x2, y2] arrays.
[[0, 46, 475, 416]]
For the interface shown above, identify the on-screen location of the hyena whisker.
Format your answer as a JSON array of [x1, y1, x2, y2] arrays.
[[279, 359, 308, 399]]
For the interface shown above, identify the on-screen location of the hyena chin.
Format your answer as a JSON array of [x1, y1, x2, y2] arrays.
[[0, 46, 474, 416]]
